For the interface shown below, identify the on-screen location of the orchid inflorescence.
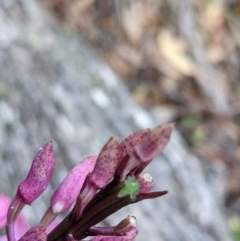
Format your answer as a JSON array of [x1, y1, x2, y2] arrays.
[[0, 123, 173, 241]]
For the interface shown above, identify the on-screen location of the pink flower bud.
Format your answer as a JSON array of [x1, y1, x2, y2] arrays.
[[18, 226, 47, 241], [116, 130, 149, 179], [51, 156, 97, 214], [17, 141, 55, 204], [135, 123, 173, 163], [119, 129, 149, 159], [133, 123, 173, 175], [90, 137, 119, 189]]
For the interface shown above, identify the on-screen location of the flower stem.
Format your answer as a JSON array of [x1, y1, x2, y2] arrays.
[[6, 196, 25, 241]]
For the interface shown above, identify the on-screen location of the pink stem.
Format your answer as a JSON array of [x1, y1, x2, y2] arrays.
[[6, 196, 25, 241]]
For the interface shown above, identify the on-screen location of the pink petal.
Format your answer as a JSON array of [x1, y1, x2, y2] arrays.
[[0, 194, 11, 228]]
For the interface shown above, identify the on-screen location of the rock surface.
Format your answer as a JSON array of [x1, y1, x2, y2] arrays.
[[0, 0, 232, 241]]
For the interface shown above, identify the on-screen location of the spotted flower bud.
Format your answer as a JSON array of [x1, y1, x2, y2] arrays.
[[18, 226, 47, 241], [135, 123, 173, 162], [116, 130, 149, 180], [17, 141, 55, 205], [133, 123, 173, 175], [71, 137, 120, 219], [89, 137, 119, 189]]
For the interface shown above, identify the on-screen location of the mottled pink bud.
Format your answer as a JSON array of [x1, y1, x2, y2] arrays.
[[116, 130, 149, 179], [51, 156, 97, 214], [18, 226, 47, 241], [71, 138, 120, 218], [135, 123, 173, 162], [90, 137, 119, 189], [137, 173, 154, 193], [0, 194, 11, 228], [17, 141, 55, 204], [119, 129, 149, 159]]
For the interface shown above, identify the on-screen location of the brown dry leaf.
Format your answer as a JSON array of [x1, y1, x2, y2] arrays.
[[157, 31, 195, 76], [120, 2, 145, 44], [199, 1, 225, 35]]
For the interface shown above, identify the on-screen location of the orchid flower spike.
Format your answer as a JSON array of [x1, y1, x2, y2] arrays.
[[0, 123, 173, 241]]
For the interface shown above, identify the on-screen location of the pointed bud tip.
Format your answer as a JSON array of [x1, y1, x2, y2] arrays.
[[152, 122, 174, 138], [44, 140, 53, 152]]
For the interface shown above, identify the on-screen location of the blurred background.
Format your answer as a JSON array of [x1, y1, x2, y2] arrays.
[[37, 0, 240, 238], [0, 0, 239, 240]]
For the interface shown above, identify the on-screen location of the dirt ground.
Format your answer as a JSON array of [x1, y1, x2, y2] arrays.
[[38, 0, 240, 238]]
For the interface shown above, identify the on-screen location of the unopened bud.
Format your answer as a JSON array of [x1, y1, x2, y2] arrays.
[[135, 123, 173, 162], [51, 156, 97, 214], [17, 141, 55, 204], [90, 137, 119, 189], [18, 226, 47, 241], [116, 130, 149, 179]]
